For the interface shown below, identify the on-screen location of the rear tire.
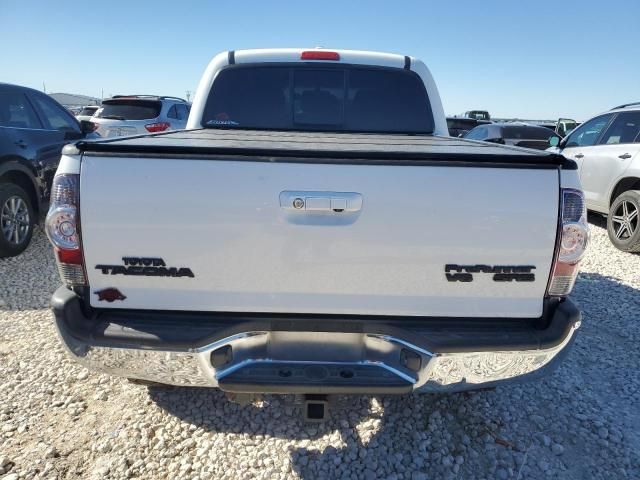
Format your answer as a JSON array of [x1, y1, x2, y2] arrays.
[[607, 190, 640, 252], [0, 183, 35, 258]]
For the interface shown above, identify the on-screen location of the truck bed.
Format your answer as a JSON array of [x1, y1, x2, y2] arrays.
[[72, 129, 575, 169]]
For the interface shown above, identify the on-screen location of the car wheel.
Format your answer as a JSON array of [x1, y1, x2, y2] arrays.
[[0, 183, 35, 258], [607, 190, 640, 252]]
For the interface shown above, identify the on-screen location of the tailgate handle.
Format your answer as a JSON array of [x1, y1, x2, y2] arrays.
[[280, 191, 362, 213]]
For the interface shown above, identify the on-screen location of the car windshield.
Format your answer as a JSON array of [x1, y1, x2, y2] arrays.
[[202, 65, 434, 134], [502, 126, 557, 140], [96, 100, 161, 120]]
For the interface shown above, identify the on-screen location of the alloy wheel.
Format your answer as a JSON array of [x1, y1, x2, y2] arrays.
[[1, 195, 30, 245], [611, 200, 639, 240]]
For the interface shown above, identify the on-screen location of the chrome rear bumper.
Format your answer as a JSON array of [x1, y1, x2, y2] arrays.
[[52, 287, 580, 394]]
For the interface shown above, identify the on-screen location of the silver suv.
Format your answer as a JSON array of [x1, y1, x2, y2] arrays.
[[92, 95, 190, 137], [552, 102, 640, 251]]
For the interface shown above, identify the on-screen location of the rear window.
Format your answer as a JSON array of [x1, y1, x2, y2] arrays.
[[202, 65, 434, 134], [96, 100, 161, 120], [502, 126, 557, 140]]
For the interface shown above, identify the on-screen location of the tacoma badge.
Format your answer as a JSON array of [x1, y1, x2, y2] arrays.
[[95, 257, 195, 278]]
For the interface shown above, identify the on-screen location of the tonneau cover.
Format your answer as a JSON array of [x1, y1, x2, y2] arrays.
[[70, 129, 575, 168]]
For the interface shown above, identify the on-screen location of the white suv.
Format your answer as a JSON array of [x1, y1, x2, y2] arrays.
[[92, 95, 190, 137], [553, 103, 640, 251]]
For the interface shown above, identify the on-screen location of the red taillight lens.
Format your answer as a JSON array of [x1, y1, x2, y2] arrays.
[[547, 189, 589, 296], [145, 122, 170, 132], [45, 174, 87, 287], [57, 248, 83, 265], [300, 51, 340, 61]]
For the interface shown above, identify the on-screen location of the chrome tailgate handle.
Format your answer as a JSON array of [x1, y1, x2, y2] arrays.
[[280, 191, 362, 213]]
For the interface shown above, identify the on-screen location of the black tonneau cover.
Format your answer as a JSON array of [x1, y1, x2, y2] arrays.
[[69, 129, 575, 169]]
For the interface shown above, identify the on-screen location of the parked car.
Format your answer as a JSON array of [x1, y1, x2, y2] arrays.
[[464, 122, 561, 150], [464, 110, 491, 121], [76, 105, 100, 122], [47, 49, 585, 420], [446, 116, 491, 137], [549, 102, 640, 251], [538, 118, 579, 137], [555, 118, 579, 137], [538, 121, 558, 131], [0, 83, 96, 257], [91, 95, 190, 137]]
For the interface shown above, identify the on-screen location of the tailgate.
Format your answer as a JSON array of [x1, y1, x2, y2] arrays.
[[80, 156, 559, 317]]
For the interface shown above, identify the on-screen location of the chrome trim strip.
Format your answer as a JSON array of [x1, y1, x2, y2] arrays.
[[215, 358, 266, 380], [366, 334, 435, 357], [193, 331, 268, 354], [364, 361, 417, 384]]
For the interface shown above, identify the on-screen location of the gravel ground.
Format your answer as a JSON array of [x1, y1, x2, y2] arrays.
[[1, 220, 639, 480]]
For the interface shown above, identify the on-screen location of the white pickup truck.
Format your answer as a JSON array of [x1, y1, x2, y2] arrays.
[[46, 49, 587, 418]]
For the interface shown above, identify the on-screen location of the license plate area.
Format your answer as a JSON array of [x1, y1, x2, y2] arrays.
[[107, 127, 137, 137]]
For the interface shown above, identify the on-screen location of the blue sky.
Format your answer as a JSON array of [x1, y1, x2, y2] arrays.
[[1, 0, 637, 120]]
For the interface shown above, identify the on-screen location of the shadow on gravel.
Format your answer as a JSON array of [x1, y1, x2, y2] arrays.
[[587, 211, 607, 229], [148, 386, 492, 478], [145, 273, 640, 479]]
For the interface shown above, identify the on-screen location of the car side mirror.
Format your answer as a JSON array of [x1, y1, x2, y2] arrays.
[[549, 136, 560, 147], [80, 120, 97, 135], [558, 136, 570, 149]]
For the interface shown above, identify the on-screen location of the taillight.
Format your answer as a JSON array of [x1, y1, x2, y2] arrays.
[[547, 188, 589, 296], [45, 174, 87, 287], [145, 122, 170, 132], [300, 51, 340, 61]]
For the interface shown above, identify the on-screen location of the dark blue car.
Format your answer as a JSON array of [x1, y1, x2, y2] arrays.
[[0, 83, 96, 257]]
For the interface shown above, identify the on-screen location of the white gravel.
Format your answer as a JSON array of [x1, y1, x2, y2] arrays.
[[1, 220, 639, 479]]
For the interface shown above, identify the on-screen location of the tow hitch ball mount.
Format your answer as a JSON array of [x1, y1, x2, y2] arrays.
[[225, 392, 331, 422]]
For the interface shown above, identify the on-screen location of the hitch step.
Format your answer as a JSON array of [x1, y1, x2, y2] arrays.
[[218, 361, 414, 394]]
